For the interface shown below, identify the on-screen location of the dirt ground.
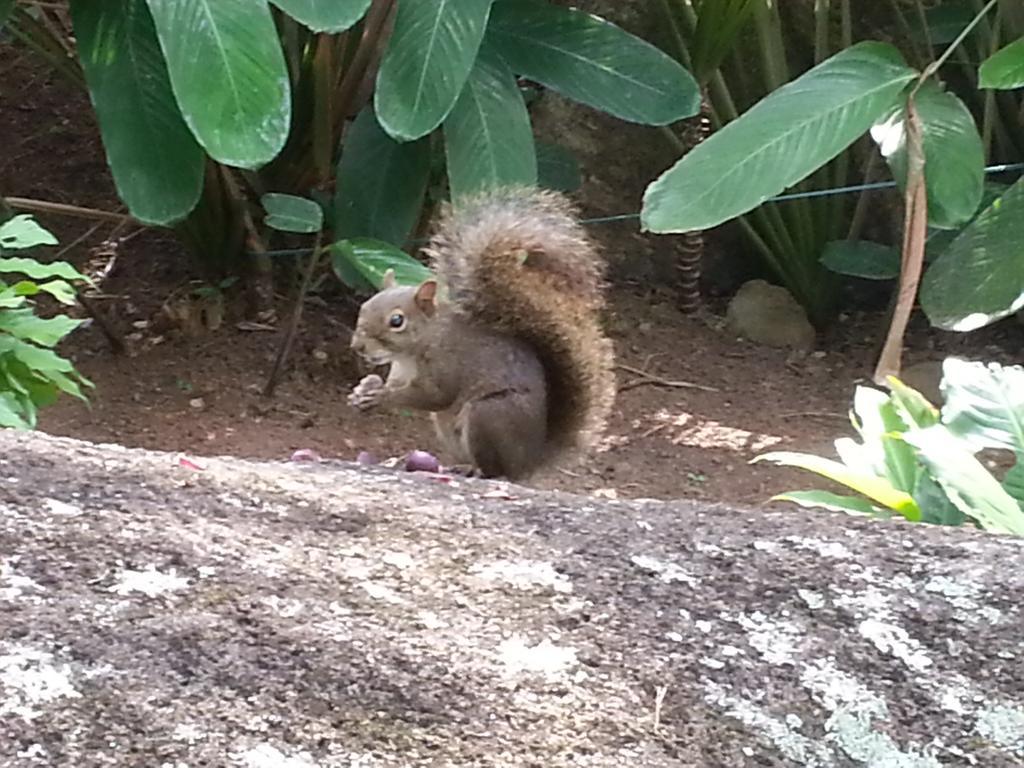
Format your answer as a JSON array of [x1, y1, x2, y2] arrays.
[[3, 43, 1022, 506]]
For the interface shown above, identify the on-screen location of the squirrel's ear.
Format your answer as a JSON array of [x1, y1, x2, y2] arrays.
[[381, 269, 397, 290], [414, 279, 438, 316]]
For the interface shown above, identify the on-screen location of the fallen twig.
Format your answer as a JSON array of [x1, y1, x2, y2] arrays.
[[7, 197, 134, 224], [616, 363, 719, 393]]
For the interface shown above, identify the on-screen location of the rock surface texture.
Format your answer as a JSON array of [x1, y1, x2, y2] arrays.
[[1, 431, 1023, 767]]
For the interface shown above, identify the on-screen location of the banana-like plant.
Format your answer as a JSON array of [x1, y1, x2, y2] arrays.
[[2, 0, 700, 293]]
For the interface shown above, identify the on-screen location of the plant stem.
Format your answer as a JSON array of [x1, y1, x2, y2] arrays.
[[6, 197, 133, 223], [264, 233, 324, 398], [874, 98, 927, 384]]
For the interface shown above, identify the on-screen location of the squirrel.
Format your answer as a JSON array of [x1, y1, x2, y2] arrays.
[[347, 185, 616, 480]]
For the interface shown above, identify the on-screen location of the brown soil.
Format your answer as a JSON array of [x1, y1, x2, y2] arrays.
[[4, 43, 1021, 507]]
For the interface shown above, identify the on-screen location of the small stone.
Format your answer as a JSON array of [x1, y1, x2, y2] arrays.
[[725, 279, 815, 352], [312, 349, 328, 362], [188, 397, 205, 409]]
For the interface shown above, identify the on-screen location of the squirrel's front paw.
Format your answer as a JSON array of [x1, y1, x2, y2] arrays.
[[348, 374, 385, 411]]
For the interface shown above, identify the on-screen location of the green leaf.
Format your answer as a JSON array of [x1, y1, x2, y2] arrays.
[[0, 336, 91, 399], [821, 240, 900, 280], [924, 181, 1008, 258], [920, 176, 1024, 331], [0, 256, 88, 283], [536, 141, 581, 193], [261, 193, 324, 234], [772, 489, 885, 517], [0, 215, 58, 251], [145, 0, 291, 168], [0, 392, 31, 430], [268, 0, 371, 32], [872, 81, 984, 229], [329, 238, 433, 292], [642, 42, 916, 233], [912, 472, 968, 527], [0, 309, 85, 347], [1003, 455, 1024, 509], [443, 44, 536, 202], [71, 0, 205, 225], [752, 450, 921, 519], [34, 280, 80, 306], [939, 358, 1024, 453], [374, 0, 493, 141], [903, 425, 1024, 535], [1, 354, 61, 422], [487, 0, 699, 126], [334, 105, 430, 245], [979, 36, 1024, 90]]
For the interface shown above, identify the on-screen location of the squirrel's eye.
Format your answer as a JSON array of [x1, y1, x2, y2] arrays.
[[388, 312, 405, 329]]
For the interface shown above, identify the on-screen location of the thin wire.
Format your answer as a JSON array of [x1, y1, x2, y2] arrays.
[[256, 161, 1024, 257]]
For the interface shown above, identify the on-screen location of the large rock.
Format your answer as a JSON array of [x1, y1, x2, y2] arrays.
[[1, 430, 1023, 767]]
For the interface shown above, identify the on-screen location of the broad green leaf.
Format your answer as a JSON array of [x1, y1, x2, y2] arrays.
[[268, 0, 370, 32], [872, 82, 984, 229], [752, 450, 921, 519], [487, 0, 699, 126], [925, 181, 1008, 258], [261, 193, 323, 234], [330, 238, 434, 292], [0, 392, 30, 430], [334, 105, 430, 245], [904, 425, 1024, 535], [821, 240, 900, 280], [979, 37, 1024, 90], [912, 472, 968, 527], [536, 141, 581, 192], [920, 176, 1024, 331], [0, 257, 88, 283], [145, 0, 291, 167], [444, 45, 536, 202], [374, 0, 493, 141], [772, 489, 884, 517], [1004, 455, 1024, 509], [939, 358, 1024, 453], [0, 215, 58, 251], [878, 401, 919, 494], [0, 309, 84, 347], [71, 0, 205, 225], [642, 42, 916, 233]]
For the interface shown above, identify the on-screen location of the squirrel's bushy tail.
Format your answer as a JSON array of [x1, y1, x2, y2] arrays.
[[424, 186, 615, 458]]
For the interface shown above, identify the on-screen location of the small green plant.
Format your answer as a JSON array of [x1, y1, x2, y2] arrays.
[[754, 358, 1024, 537], [0, 214, 92, 429]]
